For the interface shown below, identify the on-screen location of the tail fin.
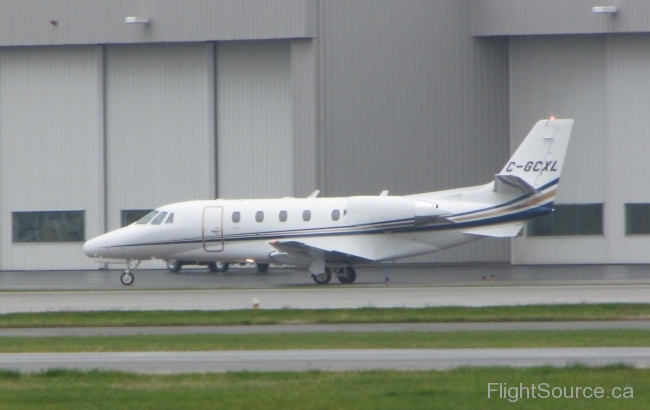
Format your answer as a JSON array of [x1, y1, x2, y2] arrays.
[[495, 119, 573, 202]]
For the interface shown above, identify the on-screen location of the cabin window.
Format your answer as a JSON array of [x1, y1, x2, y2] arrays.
[[151, 212, 168, 225], [136, 211, 159, 225], [279, 210, 288, 222], [122, 209, 153, 227], [303, 210, 311, 222], [165, 213, 174, 224], [256, 211, 264, 222], [232, 212, 241, 223], [331, 209, 340, 221], [12, 210, 85, 243]]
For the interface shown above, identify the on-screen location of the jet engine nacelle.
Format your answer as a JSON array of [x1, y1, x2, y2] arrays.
[[344, 196, 449, 227]]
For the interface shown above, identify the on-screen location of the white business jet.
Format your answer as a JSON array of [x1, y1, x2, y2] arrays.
[[84, 119, 573, 285]]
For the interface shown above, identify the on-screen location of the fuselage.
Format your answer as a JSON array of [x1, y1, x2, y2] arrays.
[[82, 182, 551, 267]]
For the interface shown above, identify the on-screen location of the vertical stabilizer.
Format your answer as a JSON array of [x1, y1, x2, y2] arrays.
[[498, 119, 573, 196]]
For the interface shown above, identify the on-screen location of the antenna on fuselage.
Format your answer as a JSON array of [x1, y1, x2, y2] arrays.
[[379, 190, 389, 196], [307, 190, 320, 198]]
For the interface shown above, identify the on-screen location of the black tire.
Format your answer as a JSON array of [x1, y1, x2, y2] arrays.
[[257, 263, 269, 272], [167, 260, 182, 273], [215, 262, 229, 272], [207, 262, 217, 272], [337, 266, 357, 284], [120, 271, 134, 286], [312, 268, 332, 285]]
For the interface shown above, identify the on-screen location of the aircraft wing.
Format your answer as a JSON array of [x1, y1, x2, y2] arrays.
[[462, 223, 524, 238], [269, 235, 437, 265]]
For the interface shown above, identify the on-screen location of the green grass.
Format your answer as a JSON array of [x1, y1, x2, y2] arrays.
[[2, 304, 650, 328], [1, 329, 649, 353], [0, 366, 647, 409]]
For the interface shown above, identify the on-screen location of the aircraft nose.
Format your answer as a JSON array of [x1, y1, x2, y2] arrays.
[[83, 235, 106, 258]]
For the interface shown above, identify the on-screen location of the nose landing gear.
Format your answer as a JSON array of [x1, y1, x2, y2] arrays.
[[120, 259, 140, 286]]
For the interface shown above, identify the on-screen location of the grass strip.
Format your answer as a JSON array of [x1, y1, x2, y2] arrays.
[[0, 329, 649, 352], [3, 304, 650, 328], [0, 366, 647, 409]]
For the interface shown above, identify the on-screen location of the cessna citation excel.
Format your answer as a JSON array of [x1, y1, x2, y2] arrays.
[[84, 119, 573, 285]]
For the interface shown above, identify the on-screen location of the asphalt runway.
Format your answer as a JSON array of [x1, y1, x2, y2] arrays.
[[1, 321, 650, 337], [1, 264, 650, 290], [2, 348, 650, 373], [1, 284, 650, 313]]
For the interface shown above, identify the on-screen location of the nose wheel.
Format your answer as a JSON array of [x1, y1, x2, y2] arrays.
[[120, 259, 140, 286], [120, 271, 134, 285]]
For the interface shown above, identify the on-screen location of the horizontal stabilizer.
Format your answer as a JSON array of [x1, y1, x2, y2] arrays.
[[462, 223, 524, 238], [494, 174, 540, 196]]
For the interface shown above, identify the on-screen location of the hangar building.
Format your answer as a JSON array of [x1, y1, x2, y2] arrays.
[[0, 0, 648, 270]]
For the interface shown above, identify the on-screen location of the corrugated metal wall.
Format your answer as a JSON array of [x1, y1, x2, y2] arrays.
[[217, 41, 294, 199], [105, 43, 216, 230], [0, 46, 103, 269], [511, 34, 650, 264], [472, 0, 650, 36], [320, 0, 511, 262], [0, 0, 316, 46]]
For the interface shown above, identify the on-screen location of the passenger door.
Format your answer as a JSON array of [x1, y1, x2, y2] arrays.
[[202, 206, 223, 252]]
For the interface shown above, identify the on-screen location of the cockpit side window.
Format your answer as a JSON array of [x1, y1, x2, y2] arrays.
[[136, 211, 159, 224], [165, 213, 174, 224], [151, 212, 168, 225]]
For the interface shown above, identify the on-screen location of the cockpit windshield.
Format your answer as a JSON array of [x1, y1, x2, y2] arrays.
[[151, 212, 168, 225], [136, 211, 159, 224]]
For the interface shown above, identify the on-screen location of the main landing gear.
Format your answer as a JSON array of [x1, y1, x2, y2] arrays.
[[311, 266, 357, 285], [121, 259, 140, 286]]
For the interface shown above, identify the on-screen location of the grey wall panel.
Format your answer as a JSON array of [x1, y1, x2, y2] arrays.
[[0, 0, 315, 46], [105, 43, 216, 235], [217, 41, 294, 199], [511, 34, 650, 264], [510, 36, 608, 264], [290, 39, 320, 197], [0, 46, 103, 269], [509, 36, 606, 203], [321, 0, 510, 262], [604, 34, 650, 263], [473, 0, 650, 36]]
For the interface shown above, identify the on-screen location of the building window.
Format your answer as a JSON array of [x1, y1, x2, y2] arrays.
[[331, 209, 341, 221], [121, 210, 153, 227], [279, 210, 288, 222], [527, 204, 603, 236], [303, 210, 311, 222], [12, 211, 85, 243], [625, 203, 650, 235], [232, 212, 241, 223], [256, 211, 264, 222]]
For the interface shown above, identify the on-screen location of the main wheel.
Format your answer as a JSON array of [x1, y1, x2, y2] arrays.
[[120, 271, 134, 286], [214, 262, 229, 272], [167, 260, 182, 273], [312, 268, 332, 285], [337, 266, 357, 284], [257, 263, 269, 272]]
